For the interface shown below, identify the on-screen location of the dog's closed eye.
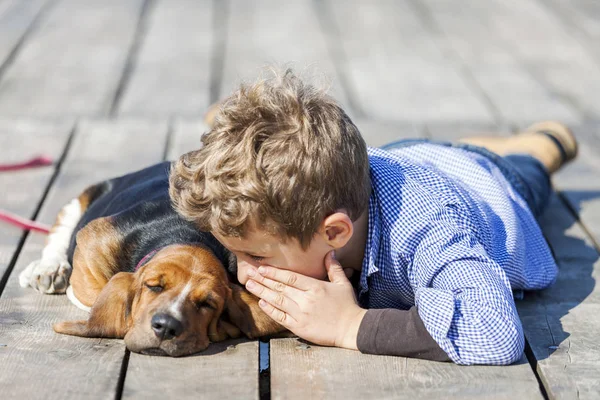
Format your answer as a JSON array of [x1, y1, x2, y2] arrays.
[[195, 294, 217, 310], [145, 282, 163, 293], [195, 300, 215, 310]]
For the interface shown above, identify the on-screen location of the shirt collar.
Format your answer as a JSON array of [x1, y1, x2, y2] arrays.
[[359, 186, 380, 295]]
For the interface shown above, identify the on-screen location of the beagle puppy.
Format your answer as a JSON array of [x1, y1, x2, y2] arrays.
[[19, 162, 284, 356]]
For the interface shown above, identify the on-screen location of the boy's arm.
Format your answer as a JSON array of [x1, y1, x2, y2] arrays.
[[247, 260, 448, 362], [406, 213, 525, 365], [356, 306, 450, 361]]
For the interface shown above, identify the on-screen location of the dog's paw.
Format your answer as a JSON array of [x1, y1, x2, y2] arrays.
[[20, 258, 72, 294]]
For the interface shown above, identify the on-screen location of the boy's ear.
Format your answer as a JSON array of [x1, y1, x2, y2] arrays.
[[53, 272, 135, 338], [321, 212, 354, 248], [225, 283, 285, 339]]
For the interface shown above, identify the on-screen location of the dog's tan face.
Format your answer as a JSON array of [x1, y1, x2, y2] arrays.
[[54, 245, 259, 357], [124, 247, 232, 356]]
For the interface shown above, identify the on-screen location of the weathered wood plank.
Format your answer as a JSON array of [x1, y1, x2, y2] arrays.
[[539, 0, 600, 87], [123, 339, 259, 400], [166, 119, 207, 159], [325, 0, 493, 123], [270, 338, 542, 399], [0, 0, 144, 118], [425, 122, 508, 141], [549, 123, 600, 249], [0, 120, 168, 399], [355, 119, 425, 148], [518, 193, 600, 399], [418, 0, 581, 125], [124, 119, 260, 399], [0, 120, 72, 281], [439, 0, 600, 121], [117, 0, 213, 117], [221, 0, 351, 116], [0, 0, 49, 68], [544, 0, 600, 47]]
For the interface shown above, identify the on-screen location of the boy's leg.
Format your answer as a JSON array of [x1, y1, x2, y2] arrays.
[[502, 154, 552, 217], [458, 121, 578, 174]]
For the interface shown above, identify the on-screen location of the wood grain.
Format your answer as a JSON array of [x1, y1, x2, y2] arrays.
[[325, 0, 493, 123], [0, 0, 144, 117], [418, 0, 581, 125], [117, 0, 213, 117], [123, 339, 259, 400], [270, 338, 542, 399]]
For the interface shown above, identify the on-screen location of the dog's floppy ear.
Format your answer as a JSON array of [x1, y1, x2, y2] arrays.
[[206, 285, 243, 342], [225, 283, 285, 339], [53, 272, 135, 338]]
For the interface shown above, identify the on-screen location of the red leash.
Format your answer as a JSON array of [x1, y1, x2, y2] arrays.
[[0, 156, 54, 234], [0, 155, 53, 171], [0, 210, 52, 234]]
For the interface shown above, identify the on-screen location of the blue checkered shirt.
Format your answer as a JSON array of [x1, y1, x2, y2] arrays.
[[359, 145, 557, 365]]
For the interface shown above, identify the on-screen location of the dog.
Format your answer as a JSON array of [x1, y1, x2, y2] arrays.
[[19, 161, 284, 356]]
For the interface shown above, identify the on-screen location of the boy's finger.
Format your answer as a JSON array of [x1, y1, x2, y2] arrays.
[[256, 266, 312, 290], [257, 275, 305, 303], [245, 279, 300, 315], [325, 251, 349, 284], [258, 299, 297, 328]]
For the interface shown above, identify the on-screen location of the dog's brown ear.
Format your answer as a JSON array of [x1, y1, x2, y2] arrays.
[[206, 285, 243, 342], [54, 272, 135, 338], [225, 283, 285, 339]]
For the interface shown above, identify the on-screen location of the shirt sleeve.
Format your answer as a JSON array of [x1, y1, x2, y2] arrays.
[[356, 307, 451, 362], [408, 209, 525, 365]]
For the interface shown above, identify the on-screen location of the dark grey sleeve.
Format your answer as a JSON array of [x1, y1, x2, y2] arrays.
[[356, 307, 451, 362]]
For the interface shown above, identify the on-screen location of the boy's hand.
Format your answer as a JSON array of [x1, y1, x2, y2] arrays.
[[244, 251, 367, 350]]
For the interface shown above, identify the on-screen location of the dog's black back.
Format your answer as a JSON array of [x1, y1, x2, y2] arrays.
[[67, 162, 237, 275]]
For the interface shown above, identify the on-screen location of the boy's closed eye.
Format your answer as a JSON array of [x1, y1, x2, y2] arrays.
[[246, 254, 265, 262]]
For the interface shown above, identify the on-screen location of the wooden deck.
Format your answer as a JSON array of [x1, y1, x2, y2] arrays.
[[0, 0, 599, 398]]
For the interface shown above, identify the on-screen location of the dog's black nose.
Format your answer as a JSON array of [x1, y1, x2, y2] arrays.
[[151, 313, 184, 340]]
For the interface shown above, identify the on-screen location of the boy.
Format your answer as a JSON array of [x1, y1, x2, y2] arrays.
[[169, 70, 577, 365]]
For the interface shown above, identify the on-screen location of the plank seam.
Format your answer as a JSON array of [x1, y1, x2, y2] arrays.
[[0, 0, 57, 82], [0, 120, 77, 297], [209, 0, 229, 104], [258, 339, 271, 400], [523, 340, 551, 400], [114, 349, 131, 400], [523, 190, 595, 400], [162, 117, 175, 162], [109, 0, 156, 117], [556, 190, 600, 253], [312, 0, 367, 119]]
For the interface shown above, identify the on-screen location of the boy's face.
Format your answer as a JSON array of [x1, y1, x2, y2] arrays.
[[213, 230, 332, 285]]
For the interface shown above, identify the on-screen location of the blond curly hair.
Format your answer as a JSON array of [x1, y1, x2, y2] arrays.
[[169, 69, 370, 248]]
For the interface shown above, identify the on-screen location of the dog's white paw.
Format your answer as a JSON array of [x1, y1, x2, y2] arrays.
[[19, 258, 72, 294]]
